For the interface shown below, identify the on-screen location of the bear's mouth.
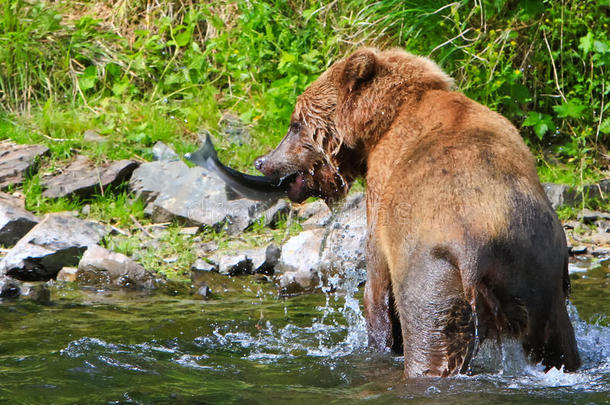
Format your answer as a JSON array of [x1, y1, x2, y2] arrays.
[[287, 172, 310, 203]]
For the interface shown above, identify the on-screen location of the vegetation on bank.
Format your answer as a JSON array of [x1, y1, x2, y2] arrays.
[[1, 0, 609, 277]]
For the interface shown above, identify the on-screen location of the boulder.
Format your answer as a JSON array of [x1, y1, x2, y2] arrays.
[[152, 141, 179, 162], [320, 192, 367, 277], [278, 268, 320, 296], [0, 141, 49, 190], [240, 243, 281, 274], [0, 199, 39, 246], [543, 181, 610, 209], [275, 192, 368, 294], [0, 192, 26, 210], [41, 156, 138, 199], [0, 214, 107, 281], [129, 160, 288, 235], [276, 229, 325, 274], [217, 254, 252, 276], [76, 245, 157, 289], [0, 274, 21, 298]]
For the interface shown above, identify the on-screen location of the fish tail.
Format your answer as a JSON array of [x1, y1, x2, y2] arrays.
[[185, 133, 218, 168], [200, 133, 218, 161]]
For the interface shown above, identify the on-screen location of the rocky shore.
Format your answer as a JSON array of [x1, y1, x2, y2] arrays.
[[1, 139, 609, 304]]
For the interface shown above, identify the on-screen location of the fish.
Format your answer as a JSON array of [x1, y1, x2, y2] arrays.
[[184, 134, 296, 202]]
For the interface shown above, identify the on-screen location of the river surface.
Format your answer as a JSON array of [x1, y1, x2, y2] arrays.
[[1, 257, 608, 404]]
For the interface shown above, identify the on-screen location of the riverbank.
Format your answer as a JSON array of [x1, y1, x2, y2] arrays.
[[1, 136, 609, 305]]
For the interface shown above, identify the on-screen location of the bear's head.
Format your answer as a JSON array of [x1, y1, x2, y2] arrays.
[[254, 47, 453, 205]]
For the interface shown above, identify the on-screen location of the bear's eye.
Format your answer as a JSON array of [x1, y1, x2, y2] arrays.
[[289, 122, 301, 132]]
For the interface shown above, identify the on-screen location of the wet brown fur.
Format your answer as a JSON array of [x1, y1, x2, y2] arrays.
[[255, 47, 580, 377]]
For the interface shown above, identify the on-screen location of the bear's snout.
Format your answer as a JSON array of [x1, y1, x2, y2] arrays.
[[254, 156, 267, 173]]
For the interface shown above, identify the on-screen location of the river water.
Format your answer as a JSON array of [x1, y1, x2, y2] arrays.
[[0, 257, 608, 404]]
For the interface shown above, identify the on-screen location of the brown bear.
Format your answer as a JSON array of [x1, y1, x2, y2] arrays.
[[254, 47, 580, 377]]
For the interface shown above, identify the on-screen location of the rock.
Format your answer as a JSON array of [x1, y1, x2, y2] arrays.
[[0, 274, 21, 298], [0, 141, 49, 190], [179, 226, 200, 235], [578, 209, 610, 223], [81, 204, 91, 216], [297, 200, 329, 220], [83, 129, 107, 143], [76, 245, 157, 289], [0, 214, 107, 281], [194, 284, 211, 299], [191, 258, 217, 272], [152, 141, 179, 162], [41, 156, 139, 199], [276, 229, 325, 274], [191, 259, 217, 286], [240, 243, 281, 274], [129, 160, 282, 235], [274, 192, 368, 294], [217, 254, 252, 276], [56, 266, 78, 282], [0, 199, 39, 246], [278, 269, 320, 296], [589, 232, 610, 246], [0, 191, 26, 210], [299, 200, 332, 229], [259, 199, 292, 227], [543, 183, 583, 209], [570, 246, 588, 255], [320, 192, 367, 277], [543, 181, 610, 209], [20, 282, 51, 304]]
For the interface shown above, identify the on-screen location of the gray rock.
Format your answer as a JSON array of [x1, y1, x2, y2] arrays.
[[41, 156, 139, 199], [299, 200, 332, 229], [0, 192, 26, 210], [278, 269, 320, 296], [191, 258, 217, 273], [275, 192, 368, 294], [297, 199, 329, 220], [589, 232, 610, 246], [76, 245, 157, 289], [321, 192, 367, 276], [194, 284, 211, 299], [191, 259, 217, 286], [241, 243, 281, 274], [276, 229, 325, 274], [259, 199, 291, 227], [83, 130, 107, 143], [217, 254, 252, 276], [0, 141, 49, 190], [570, 245, 588, 255], [152, 141, 179, 162], [0, 214, 107, 281], [0, 199, 39, 246], [129, 160, 282, 235], [0, 274, 21, 298], [543, 183, 580, 209], [578, 209, 610, 223]]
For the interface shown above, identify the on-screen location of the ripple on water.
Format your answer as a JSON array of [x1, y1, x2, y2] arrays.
[[38, 260, 610, 403]]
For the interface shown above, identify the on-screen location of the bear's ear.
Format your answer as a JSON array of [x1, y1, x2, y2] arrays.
[[341, 48, 377, 92]]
